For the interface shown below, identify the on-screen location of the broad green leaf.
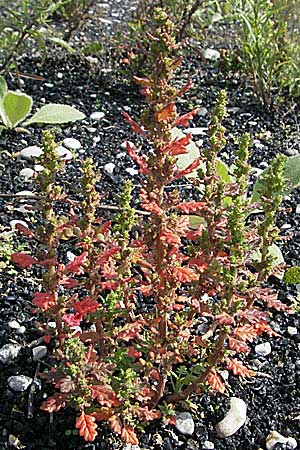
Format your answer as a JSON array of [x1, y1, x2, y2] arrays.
[[171, 127, 204, 178], [24, 104, 85, 126], [188, 215, 207, 229], [0, 77, 9, 127], [216, 159, 232, 183], [252, 243, 285, 279], [251, 155, 300, 203], [3, 91, 33, 128]]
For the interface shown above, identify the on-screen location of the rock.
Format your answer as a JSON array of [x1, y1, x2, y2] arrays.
[[287, 326, 298, 336], [66, 251, 76, 261], [215, 397, 247, 438], [121, 140, 134, 150], [255, 342, 272, 356], [62, 138, 82, 150], [283, 148, 298, 157], [87, 127, 97, 133], [184, 127, 208, 136], [19, 168, 35, 181], [34, 164, 45, 172], [0, 344, 21, 364], [266, 430, 297, 449], [104, 162, 116, 174], [20, 145, 43, 160], [125, 167, 139, 176], [57, 72, 63, 79], [8, 320, 20, 330], [198, 107, 208, 116], [8, 375, 32, 392], [203, 441, 215, 450], [16, 326, 26, 335], [122, 445, 141, 450], [10, 220, 28, 229], [204, 48, 220, 60], [55, 145, 73, 161], [175, 412, 195, 436], [32, 346, 47, 360], [15, 190, 36, 198], [90, 111, 105, 121], [281, 223, 292, 230]]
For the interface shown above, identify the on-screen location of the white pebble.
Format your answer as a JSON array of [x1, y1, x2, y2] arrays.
[[8, 320, 20, 330], [66, 251, 76, 261], [8, 375, 32, 392], [125, 167, 138, 176], [55, 145, 73, 161], [32, 346, 47, 360], [90, 111, 105, 121], [266, 430, 297, 450], [57, 72, 63, 79], [255, 342, 272, 356], [20, 146, 43, 160], [175, 412, 195, 435], [121, 140, 134, 150], [204, 48, 220, 60], [19, 168, 35, 181], [288, 326, 298, 336], [203, 441, 215, 450], [62, 138, 82, 150], [104, 163, 116, 174], [184, 127, 208, 136], [296, 205, 300, 214], [15, 190, 36, 198], [0, 344, 21, 364], [34, 164, 45, 172], [215, 397, 247, 438], [16, 326, 26, 335]]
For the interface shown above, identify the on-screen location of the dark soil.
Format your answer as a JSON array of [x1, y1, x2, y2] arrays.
[[0, 2, 300, 450]]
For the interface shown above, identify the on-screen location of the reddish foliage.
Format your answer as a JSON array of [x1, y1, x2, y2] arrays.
[[176, 201, 207, 213], [73, 297, 99, 316], [174, 108, 198, 127], [15, 223, 35, 239], [33, 292, 56, 310], [65, 252, 88, 275], [75, 412, 98, 442], [121, 426, 139, 445], [208, 372, 225, 394], [122, 111, 147, 137], [173, 266, 198, 283], [227, 358, 256, 378], [11, 252, 38, 268], [40, 393, 66, 413]]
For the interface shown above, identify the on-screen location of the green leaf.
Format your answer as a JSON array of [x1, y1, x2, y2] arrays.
[[252, 243, 285, 279], [188, 215, 207, 229], [24, 104, 85, 126], [216, 159, 232, 183], [0, 76, 7, 99], [0, 77, 9, 127], [47, 36, 75, 54], [251, 155, 300, 203], [3, 91, 33, 128], [171, 127, 204, 178]]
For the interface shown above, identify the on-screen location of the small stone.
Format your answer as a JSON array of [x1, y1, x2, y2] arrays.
[[288, 326, 298, 336], [104, 163, 116, 174], [87, 127, 97, 133], [255, 342, 272, 356], [253, 140, 265, 149], [260, 162, 269, 169], [283, 148, 298, 157], [122, 445, 141, 450], [8, 434, 22, 448], [175, 412, 195, 436], [8, 320, 20, 330], [219, 370, 229, 381], [16, 326, 26, 335], [20, 146, 43, 160], [62, 138, 82, 150], [198, 107, 208, 116], [116, 152, 126, 159], [57, 72, 63, 79], [19, 168, 35, 181], [204, 48, 220, 60], [32, 346, 47, 360], [281, 223, 292, 230], [203, 441, 215, 450], [215, 397, 247, 438], [15, 190, 36, 198], [90, 111, 105, 121], [55, 145, 73, 161], [121, 140, 134, 150], [125, 167, 139, 176], [266, 430, 297, 450], [10, 220, 28, 229], [66, 251, 76, 261], [296, 205, 300, 214], [0, 344, 21, 364], [8, 375, 32, 392], [45, 83, 54, 88], [34, 164, 45, 172], [184, 127, 208, 136]]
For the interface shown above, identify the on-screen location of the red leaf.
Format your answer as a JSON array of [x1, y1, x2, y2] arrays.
[[90, 385, 120, 407], [59, 275, 79, 288], [228, 336, 250, 354], [117, 322, 143, 342], [126, 142, 149, 174], [33, 292, 56, 310], [159, 228, 181, 245], [91, 407, 113, 421], [11, 252, 38, 268], [174, 108, 198, 127], [121, 426, 139, 445], [208, 371, 225, 394], [74, 297, 99, 316], [43, 335, 51, 344], [75, 411, 98, 442], [15, 223, 35, 239], [62, 312, 82, 327], [162, 134, 191, 156], [172, 157, 201, 180], [176, 201, 207, 213], [227, 358, 256, 378], [122, 111, 147, 137], [127, 346, 142, 359], [38, 258, 58, 267], [40, 393, 66, 413], [173, 266, 198, 283], [156, 102, 176, 122], [215, 313, 235, 325], [233, 324, 258, 342], [108, 415, 122, 435], [65, 252, 88, 275]]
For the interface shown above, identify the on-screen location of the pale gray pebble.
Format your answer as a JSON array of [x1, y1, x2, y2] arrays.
[[122, 445, 141, 450], [117, 152, 126, 159], [8, 375, 33, 392], [8, 320, 20, 330], [90, 111, 105, 121], [203, 441, 215, 450], [125, 167, 139, 176], [266, 430, 297, 449], [9, 434, 22, 447], [204, 48, 220, 60], [215, 397, 247, 438], [288, 326, 298, 336], [20, 145, 43, 160], [104, 163, 116, 174], [55, 145, 73, 161], [184, 127, 208, 136], [32, 346, 47, 360], [175, 412, 195, 436], [260, 162, 269, 169], [87, 127, 97, 133], [296, 205, 300, 214], [19, 168, 35, 180], [281, 223, 292, 230], [198, 107, 208, 116], [0, 344, 21, 364], [57, 72, 63, 79], [283, 148, 298, 157], [15, 190, 36, 198], [34, 164, 45, 172], [255, 342, 272, 356], [16, 326, 26, 335], [66, 251, 76, 261], [121, 140, 134, 150], [62, 138, 82, 150]]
